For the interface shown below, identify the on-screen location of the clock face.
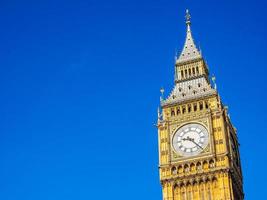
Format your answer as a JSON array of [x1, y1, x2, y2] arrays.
[[172, 123, 209, 157]]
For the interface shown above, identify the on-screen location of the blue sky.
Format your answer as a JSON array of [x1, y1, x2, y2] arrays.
[[0, 0, 266, 199]]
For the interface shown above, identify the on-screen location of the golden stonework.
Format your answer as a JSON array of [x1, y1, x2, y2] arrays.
[[157, 10, 244, 200]]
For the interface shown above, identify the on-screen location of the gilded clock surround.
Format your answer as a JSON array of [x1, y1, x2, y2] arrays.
[[170, 120, 212, 160], [157, 10, 244, 200], [172, 123, 209, 157]]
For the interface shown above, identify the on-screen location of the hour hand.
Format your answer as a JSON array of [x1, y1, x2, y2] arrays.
[[182, 136, 192, 141]]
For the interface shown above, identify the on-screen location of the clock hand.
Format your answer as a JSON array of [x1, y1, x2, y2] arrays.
[[190, 139, 204, 150], [182, 136, 191, 141], [182, 137, 203, 150]]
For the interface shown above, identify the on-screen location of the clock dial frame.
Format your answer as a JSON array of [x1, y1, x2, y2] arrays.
[[172, 123, 209, 157]]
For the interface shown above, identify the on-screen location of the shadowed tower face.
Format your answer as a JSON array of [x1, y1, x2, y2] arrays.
[[157, 10, 244, 200]]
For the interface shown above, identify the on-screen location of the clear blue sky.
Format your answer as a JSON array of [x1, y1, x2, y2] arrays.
[[0, 0, 266, 199]]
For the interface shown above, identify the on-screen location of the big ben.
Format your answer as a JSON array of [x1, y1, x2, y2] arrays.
[[157, 10, 244, 200]]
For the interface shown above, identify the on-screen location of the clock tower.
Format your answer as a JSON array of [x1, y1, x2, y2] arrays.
[[157, 10, 244, 200]]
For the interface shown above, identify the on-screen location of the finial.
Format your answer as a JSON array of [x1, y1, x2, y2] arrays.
[[224, 105, 229, 112], [160, 87, 164, 95], [157, 107, 163, 123], [199, 43, 202, 55], [185, 9, 191, 25], [212, 75, 217, 90], [174, 49, 178, 61], [160, 87, 165, 101]]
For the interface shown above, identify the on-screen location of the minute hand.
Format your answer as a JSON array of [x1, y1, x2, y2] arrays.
[[190, 139, 203, 150]]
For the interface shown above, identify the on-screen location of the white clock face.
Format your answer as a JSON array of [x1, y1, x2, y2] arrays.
[[172, 123, 209, 157]]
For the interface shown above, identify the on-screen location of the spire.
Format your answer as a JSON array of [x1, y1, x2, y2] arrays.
[[176, 9, 202, 63]]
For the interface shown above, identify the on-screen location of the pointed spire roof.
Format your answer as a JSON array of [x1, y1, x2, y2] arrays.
[[176, 9, 202, 64]]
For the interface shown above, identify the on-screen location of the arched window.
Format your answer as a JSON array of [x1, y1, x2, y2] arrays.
[[205, 102, 209, 109], [171, 166, 177, 175], [181, 192, 186, 200], [188, 105, 191, 113], [171, 109, 175, 116], [209, 160, 215, 168], [196, 162, 202, 171], [194, 104, 197, 111], [184, 164, 189, 173], [199, 102, 203, 110], [177, 108, 181, 115]]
